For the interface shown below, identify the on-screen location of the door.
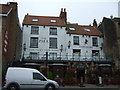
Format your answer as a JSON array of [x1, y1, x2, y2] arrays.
[[31, 72, 47, 89]]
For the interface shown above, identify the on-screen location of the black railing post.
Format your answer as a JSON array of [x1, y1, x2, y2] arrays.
[[46, 52, 48, 77]]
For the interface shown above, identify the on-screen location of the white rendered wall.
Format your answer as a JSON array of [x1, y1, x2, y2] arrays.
[[22, 25, 104, 61]]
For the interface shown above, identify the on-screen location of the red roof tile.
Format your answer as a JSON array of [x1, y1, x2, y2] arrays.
[[67, 24, 102, 36], [23, 14, 65, 26], [22, 14, 102, 36]]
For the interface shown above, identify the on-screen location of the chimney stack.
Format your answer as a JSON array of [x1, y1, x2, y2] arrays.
[[93, 19, 97, 27], [59, 8, 67, 23]]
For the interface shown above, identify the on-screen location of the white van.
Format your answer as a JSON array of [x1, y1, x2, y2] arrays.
[[4, 67, 59, 90]]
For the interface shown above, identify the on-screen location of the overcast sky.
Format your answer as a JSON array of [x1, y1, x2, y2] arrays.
[[0, 0, 119, 25]]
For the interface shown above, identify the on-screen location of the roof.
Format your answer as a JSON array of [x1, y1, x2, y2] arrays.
[[0, 4, 10, 14], [0, 2, 17, 14], [23, 14, 66, 27], [66, 24, 102, 36]]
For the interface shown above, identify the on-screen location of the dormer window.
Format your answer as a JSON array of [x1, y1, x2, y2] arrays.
[[32, 18, 39, 22], [84, 28, 91, 32], [69, 27, 75, 31], [50, 19, 57, 23]]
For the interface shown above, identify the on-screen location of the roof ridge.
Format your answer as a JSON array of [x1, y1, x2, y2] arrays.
[[27, 14, 59, 18]]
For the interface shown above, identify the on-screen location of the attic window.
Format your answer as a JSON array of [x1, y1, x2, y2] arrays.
[[50, 19, 57, 23], [69, 27, 75, 31], [32, 18, 39, 22], [84, 29, 91, 32]]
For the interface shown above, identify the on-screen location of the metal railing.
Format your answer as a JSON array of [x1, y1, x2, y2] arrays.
[[23, 54, 108, 62]]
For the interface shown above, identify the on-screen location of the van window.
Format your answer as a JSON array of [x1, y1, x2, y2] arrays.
[[33, 72, 46, 81]]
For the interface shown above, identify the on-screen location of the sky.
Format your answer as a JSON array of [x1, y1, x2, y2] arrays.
[[0, 0, 119, 25]]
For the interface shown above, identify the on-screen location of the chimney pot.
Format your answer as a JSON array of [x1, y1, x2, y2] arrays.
[[64, 8, 66, 12], [27, 13, 29, 15], [61, 8, 63, 12]]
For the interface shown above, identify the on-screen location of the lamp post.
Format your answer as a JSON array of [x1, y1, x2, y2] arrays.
[[22, 43, 26, 61], [68, 41, 71, 48], [46, 52, 48, 77], [60, 45, 63, 60]]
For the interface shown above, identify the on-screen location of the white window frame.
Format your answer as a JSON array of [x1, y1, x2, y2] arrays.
[[30, 52, 39, 59], [92, 37, 98, 47], [49, 27, 57, 35], [30, 37, 38, 48], [73, 36, 79, 45], [49, 37, 57, 49], [31, 26, 39, 35]]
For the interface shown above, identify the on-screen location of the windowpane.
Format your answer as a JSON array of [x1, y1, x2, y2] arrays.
[[92, 37, 98, 46], [30, 52, 39, 59], [92, 50, 99, 56], [73, 36, 79, 45], [33, 72, 46, 81], [32, 18, 39, 22], [30, 37, 38, 48], [69, 27, 75, 31], [49, 38, 57, 49], [50, 19, 57, 23], [31, 26, 39, 35], [49, 28, 57, 35], [49, 53, 57, 60]]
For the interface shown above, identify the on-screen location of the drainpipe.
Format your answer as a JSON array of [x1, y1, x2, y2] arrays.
[[0, 11, 2, 89]]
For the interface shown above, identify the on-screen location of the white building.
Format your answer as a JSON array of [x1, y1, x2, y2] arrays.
[[22, 9, 104, 62], [118, 1, 120, 17]]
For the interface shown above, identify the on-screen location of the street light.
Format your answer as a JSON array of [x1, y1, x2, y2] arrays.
[[68, 41, 71, 48], [46, 52, 48, 77], [60, 45, 63, 60], [60, 45, 63, 52], [22, 43, 26, 60]]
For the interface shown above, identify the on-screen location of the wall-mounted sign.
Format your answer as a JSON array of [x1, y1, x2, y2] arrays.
[[39, 37, 48, 43]]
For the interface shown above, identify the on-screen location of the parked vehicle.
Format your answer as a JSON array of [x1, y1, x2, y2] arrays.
[[4, 67, 59, 90]]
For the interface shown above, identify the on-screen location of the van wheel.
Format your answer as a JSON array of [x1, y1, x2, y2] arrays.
[[7, 84, 19, 90], [45, 84, 55, 90]]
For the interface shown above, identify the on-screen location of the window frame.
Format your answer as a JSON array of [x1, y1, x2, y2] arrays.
[[32, 18, 39, 22], [33, 72, 46, 81], [92, 50, 99, 57], [49, 53, 57, 60], [31, 26, 39, 35], [30, 52, 39, 59], [73, 36, 79, 45], [30, 37, 38, 48], [49, 37, 57, 49], [50, 19, 57, 23], [49, 27, 57, 35], [92, 37, 98, 47]]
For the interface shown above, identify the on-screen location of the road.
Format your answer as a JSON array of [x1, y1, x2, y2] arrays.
[[59, 88, 119, 90], [2, 85, 120, 90], [2, 88, 120, 90]]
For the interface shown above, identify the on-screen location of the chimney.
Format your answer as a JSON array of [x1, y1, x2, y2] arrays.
[[59, 8, 67, 23], [93, 19, 97, 27]]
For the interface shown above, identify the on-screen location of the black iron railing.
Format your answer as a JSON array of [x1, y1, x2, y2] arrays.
[[23, 53, 108, 61]]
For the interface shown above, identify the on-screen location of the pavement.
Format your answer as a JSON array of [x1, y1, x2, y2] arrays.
[[1, 84, 120, 90], [60, 84, 120, 89]]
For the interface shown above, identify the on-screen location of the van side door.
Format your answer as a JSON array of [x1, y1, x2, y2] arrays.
[[31, 72, 47, 89]]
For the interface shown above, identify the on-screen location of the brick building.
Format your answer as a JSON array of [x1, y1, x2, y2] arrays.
[[0, 2, 22, 73], [98, 17, 120, 68]]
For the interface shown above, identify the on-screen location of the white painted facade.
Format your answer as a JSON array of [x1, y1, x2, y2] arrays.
[[22, 24, 104, 61], [119, 1, 120, 17]]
